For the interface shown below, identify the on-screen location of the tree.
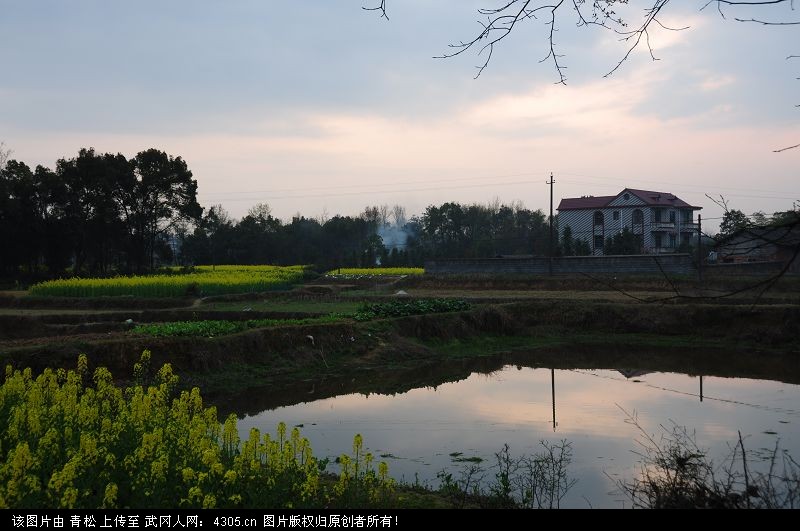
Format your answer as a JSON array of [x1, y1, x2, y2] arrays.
[[247, 202, 273, 222], [750, 211, 769, 227], [180, 205, 234, 267], [0, 160, 42, 274], [391, 204, 407, 227], [122, 149, 203, 272], [604, 228, 643, 255], [718, 209, 750, 238], [0, 142, 10, 170], [56, 149, 130, 274], [561, 226, 574, 256], [574, 238, 591, 256], [237, 203, 282, 264], [771, 207, 800, 226]]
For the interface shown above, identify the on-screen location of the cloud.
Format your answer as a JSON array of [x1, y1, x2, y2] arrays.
[[6, 63, 796, 226], [460, 69, 661, 135], [698, 74, 736, 91]]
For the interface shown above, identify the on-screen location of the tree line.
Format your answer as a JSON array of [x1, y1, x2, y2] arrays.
[[176, 199, 555, 271], [1, 148, 201, 278], [5, 147, 797, 282], [1, 147, 558, 280]]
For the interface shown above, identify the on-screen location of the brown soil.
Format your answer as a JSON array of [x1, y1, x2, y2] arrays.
[[0, 293, 195, 310]]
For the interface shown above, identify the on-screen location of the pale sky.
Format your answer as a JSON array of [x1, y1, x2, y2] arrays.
[[1, 0, 797, 230]]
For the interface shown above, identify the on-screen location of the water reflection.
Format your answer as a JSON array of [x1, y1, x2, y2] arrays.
[[551, 368, 556, 432], [211, 345, 800, 417], [235, 362, 800, 508]]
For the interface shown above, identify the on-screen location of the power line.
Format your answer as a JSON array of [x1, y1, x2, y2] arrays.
[[198, 178, 539, 202], [571, 369, 800, 416], [193, 168, 797, 219], [558, 171, 797, 197], [198, 171, 549, 198], [557, 180, 793, 202]]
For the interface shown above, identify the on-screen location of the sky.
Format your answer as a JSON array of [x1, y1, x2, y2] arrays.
[[1, 0, 797, 231]]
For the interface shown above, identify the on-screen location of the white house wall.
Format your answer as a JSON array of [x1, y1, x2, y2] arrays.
[[607, 193, 646, 208], [559, 206, 699, 255], [558, 210, 594, 252]]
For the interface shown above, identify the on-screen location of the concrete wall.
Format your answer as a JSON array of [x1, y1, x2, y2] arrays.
[[425, 254, 695, 275], [705, 261, 798, 277]]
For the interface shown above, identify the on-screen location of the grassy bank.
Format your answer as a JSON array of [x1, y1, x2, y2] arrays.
[[3, 298, 796, 406]]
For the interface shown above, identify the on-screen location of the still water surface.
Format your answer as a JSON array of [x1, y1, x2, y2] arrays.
[[237, 366, 800, 508]]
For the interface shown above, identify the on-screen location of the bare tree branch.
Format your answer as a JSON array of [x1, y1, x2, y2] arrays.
[[705, 193, 730, 212], [605, 0, 676, 78], [734, 17, 800, 24], [714, 0, 792, 5], [0, 142, 11, 170], [433, 1, 547, 80], [540, 1, 568, 84], [773, 143, 800, 152], [369, 0, 795, 81], [363, 0, 388, 21], [367, 1, 797, 148]]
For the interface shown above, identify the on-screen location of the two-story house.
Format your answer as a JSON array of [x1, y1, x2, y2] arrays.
[[557, 188, 702, 255]]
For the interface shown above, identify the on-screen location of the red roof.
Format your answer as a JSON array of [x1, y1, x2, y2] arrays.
[[627, 189, 696, 208], [557, 188, 700, 211], [557, 195, 615, 210]]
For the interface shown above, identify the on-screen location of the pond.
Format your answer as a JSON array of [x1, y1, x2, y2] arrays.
[[235, 361, 800, 508]]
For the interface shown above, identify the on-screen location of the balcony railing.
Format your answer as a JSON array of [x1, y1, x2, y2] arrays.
[[650, 221, 675, 231]]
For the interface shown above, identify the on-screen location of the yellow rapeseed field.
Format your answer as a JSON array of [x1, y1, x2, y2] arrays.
[[324, 267, 423, 277], [29, 265, 307, 298]]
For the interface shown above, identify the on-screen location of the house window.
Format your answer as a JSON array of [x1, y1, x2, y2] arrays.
[[654, 234, 663, 248], [594, 211, 604, 225], [613, 211, 620, 221], [654, 210, 663, 222], [669, 210, 676, 223], [623, 193, 630, 201], [669, 234, 677, 248], [594, 235, 604, 250], [682, 210, 691, 222], [632, 209, 643, 224]]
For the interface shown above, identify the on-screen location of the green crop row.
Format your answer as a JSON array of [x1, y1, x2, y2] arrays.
[[132, 316, 340, 338], [354, 299, 471, 321]]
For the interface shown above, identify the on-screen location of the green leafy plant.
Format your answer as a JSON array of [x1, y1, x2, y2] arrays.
[[132, 316, 341, 338], [353, 299, 470, 321]]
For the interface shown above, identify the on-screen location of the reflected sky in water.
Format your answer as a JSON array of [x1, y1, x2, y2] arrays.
[[237, 367, 800, 508]]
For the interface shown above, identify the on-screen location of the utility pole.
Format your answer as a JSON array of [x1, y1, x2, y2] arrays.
[[697, 214, 703, 282], [551, 368, 557, 432], [547, 173, 555, 276], [699, 375, 704, 403]]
